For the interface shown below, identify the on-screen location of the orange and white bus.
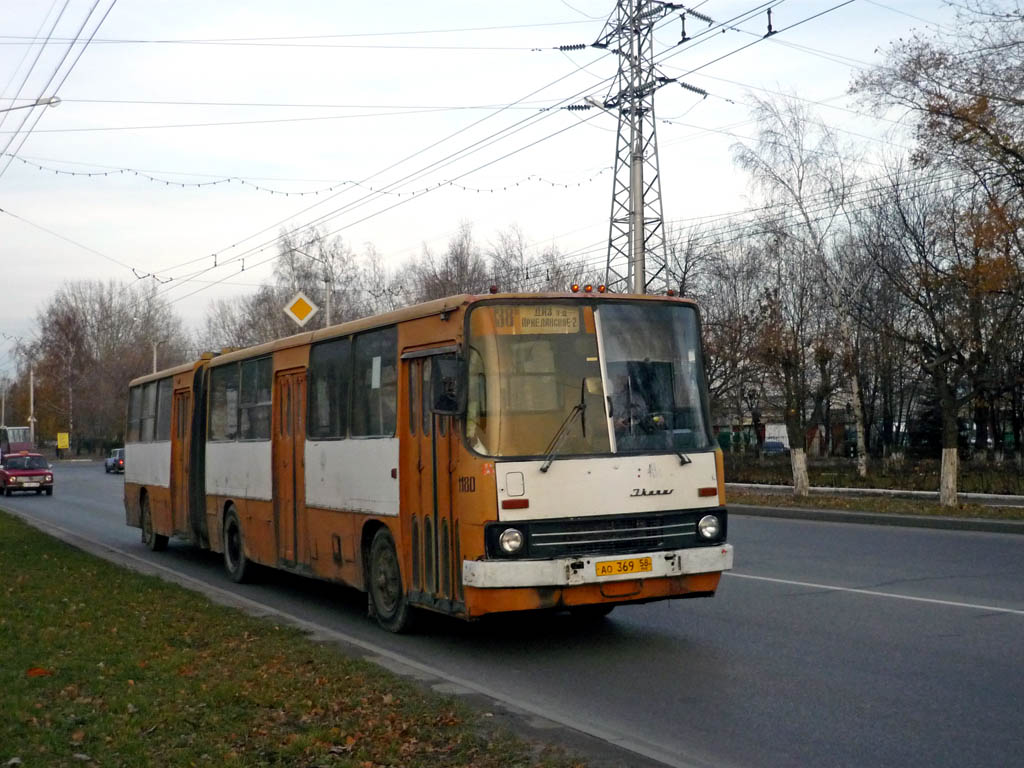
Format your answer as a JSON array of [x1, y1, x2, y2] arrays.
[[125, 292, 732, 631]]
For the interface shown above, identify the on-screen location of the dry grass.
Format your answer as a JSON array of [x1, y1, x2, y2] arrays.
[[0, 512, 583, 768]]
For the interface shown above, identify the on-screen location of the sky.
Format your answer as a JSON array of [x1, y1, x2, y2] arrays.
[[0, 0, 959, 381]]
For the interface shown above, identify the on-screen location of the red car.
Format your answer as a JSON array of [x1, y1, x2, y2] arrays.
[[0, 452, 54, 496]]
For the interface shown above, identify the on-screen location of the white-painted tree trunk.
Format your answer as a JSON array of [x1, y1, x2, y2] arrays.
[[850, 371, 868, 478], [940, 447, 958, 507], [791, 447, 810, 496]]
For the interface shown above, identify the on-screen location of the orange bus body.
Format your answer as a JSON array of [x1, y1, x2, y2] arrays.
[[125, 293, 732, 630]]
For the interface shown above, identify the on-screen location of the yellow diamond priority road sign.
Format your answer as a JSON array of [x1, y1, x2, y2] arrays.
[[284, 291, 319, 327]]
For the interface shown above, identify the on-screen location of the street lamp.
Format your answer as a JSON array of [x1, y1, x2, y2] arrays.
[[0, 96, 60, 114], [291, 248, 332, 326], [152, 340, 167, 373]]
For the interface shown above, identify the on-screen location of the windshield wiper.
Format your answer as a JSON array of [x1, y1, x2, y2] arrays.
[[540, 379, 586, 473]]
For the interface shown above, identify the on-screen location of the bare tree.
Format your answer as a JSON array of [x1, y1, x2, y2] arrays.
[[732, 95, 864, 489], [692, 234, 765, 439], [19, 280, 187, 449], [853, 1, 1024, 201], [859, 164, 1024, 505], [407, 221, 489, 301], [487, 224, 532, 291], [361, 243, 405, 315]]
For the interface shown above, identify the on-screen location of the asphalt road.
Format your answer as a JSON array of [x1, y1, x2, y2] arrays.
[[5, 462, 1023, 768]]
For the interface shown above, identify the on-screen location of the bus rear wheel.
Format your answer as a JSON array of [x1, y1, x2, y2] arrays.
[[368, 528, 414, 633], [223, 506, 251, 583], [141, 494, 168, 551]]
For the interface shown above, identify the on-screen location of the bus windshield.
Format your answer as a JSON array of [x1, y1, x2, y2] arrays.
[[465, 300, 711, 458]]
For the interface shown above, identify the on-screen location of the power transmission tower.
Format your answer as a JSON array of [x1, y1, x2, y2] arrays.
[[593, 1, 686, 294]]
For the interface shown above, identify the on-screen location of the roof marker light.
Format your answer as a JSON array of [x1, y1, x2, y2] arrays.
[[584, 284, 593, 293], [597, 284, 607, 293], [570, 284, 580, 293]]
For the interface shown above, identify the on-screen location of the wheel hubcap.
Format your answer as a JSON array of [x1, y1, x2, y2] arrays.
[[375, 548, 399, 613], [227, 524, 240, 568]]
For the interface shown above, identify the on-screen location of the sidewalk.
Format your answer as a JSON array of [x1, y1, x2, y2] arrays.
[[727, 483, 1024, 535]]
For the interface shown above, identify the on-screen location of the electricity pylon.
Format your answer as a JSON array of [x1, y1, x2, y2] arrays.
[[594, 1, 682, 295]]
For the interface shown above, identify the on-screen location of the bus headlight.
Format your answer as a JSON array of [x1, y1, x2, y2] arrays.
[[697, 515, 721, 540], [499, 528, 524, 554]]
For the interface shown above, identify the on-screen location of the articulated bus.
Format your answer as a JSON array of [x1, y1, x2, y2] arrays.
[[125, 292, 732, 631]]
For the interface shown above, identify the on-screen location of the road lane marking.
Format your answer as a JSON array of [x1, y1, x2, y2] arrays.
[[6, 508, 717, 768], [725, 572, 1024, 616]]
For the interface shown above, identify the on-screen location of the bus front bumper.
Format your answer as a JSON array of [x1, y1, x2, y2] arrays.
[[462, 543, 733, 589]]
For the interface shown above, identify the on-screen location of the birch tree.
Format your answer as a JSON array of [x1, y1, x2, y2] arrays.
[[732, 95, 867, 489]]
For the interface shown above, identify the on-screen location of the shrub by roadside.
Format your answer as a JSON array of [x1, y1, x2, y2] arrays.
[[724, 455, 1024, 495], [727, 490, 1024, 521]]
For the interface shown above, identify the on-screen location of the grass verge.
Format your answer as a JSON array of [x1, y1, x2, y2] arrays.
[[0, 511, 583, 768], [727, 490, 1024, 520]]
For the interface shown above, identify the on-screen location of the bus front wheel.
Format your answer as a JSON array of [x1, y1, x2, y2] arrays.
[[368, 528, 414, 633], [223, 506, 251, 583]]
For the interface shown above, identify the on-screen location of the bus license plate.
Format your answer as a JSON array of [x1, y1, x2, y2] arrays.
[[595, 556, 652, 577]]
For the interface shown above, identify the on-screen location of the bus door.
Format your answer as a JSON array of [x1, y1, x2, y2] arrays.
[[273, 369, 307, 567], [171, 389, 191, 535], [406, 352, 459, 611]]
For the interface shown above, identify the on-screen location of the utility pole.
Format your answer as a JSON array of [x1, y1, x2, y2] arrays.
[[593, 1, 707, 294], [67, 356, 74, 448], [29, 365, 35, 447], [323, 267, 332, 327]]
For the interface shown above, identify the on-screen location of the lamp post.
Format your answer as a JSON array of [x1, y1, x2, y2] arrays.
[[152, 340, 167, 373], [291, 248, 332, 326], [0, 96, 60, 114]]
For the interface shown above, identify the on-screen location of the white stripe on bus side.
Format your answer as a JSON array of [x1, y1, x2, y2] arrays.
[[205, 441, 272, 501], [305, 439, 399, 516], [124, 441, 171, 488]]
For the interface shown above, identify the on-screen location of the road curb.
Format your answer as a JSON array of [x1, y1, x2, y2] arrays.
[[730, 503, 1024, 535]]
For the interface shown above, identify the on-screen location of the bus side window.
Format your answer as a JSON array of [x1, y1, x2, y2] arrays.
[[239, 357, 272, 440], [209, 364, 240, 441], [408, 360, 417, 435], [156, 377, 173, 441], [421, 358, 431, 437], [352, 327, 397, 438], [307, 337, 350, 440], [127, 386, 143, 442], [141, 381, 159, 442]]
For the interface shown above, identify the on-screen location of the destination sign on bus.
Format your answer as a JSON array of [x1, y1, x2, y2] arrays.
[[492, 304, 580, 334]]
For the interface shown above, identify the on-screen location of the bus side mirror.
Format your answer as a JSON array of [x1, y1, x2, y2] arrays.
[[431, 354, 465, 416]]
